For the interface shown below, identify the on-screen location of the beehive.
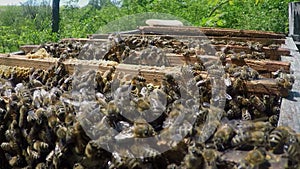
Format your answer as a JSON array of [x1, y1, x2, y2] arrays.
[[0, 25, 299, 169]]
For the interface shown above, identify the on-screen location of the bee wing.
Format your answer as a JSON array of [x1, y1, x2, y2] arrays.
[[114, 127, 135, 141]]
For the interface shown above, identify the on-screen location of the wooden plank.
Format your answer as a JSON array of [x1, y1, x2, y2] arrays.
[[139, 26, 286, 39], [213, 45, 290, 60], [57, 38, 289, 60], [279, 48, 300, 132], [88, 34, 286, 45], [165, 54, 290, 73], [60, 38, 107, 43], [0, 54, 289, 97], [229, 59, 290, 73]]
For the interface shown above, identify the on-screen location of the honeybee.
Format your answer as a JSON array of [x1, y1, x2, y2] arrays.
[[232, 77, 244, 90], [236, 96, 250, 107], [284, 134, 300, 163], [202, 148, 220, 168], [133, 118, 156, 138], [196, 119, 220, 143], [238, 148, 266, 169], [36, 162, 47, 169], [213, 123, 235, 150], [26, 146, 40, 160], [174, 121, 193, 139], [18, 105, 28, 128], [8, 155, 23, 168], [268, 126, 295, 152], [227, 100, 241, 119], [73, 163, 85, 169], [0, 141, 13, 152], [55, 124, 67, 139], [269, 115, 279, 126], [268, 44, 280, 50], [231, 131, 267, 148], [182, 146, 204, 169], [250, 95, 266, 112], [241, 108, 251, 121], [33, 140, 49, 152], [48, 114, 60, 129], [84, 140, 100, 159], [235, 121, 273, 133], [109, 150, 142, 169]]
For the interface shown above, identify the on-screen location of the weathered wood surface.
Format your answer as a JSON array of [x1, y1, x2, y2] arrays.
[[0, 54, 289, 97], [212, 45, 290, 60], [58, 37, 290, 60], [139, 26, 286, 39], [289, 2, 300, 37], [229, 58, 290, 73], [14, 45, 292, 74], [168, 53, 290, 73], [279, 47, 300, 132], [89, 34, 285, 45]]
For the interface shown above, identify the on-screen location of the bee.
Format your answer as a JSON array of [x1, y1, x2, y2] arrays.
[[26, 146, 40, 160], [48, 114, 60, 129], [284, 134, 300, 162], [84, 140, 100, 159], [1, 141, 14, 152], [196, 119, 220, 143], [64, 112, 75, 126], [239, 148, 266, 169], [202, 148, 220, 168], [236, 95, 250, 107], [167, 163, 180, 169], [133, 118, 156, 138], [269, 114, 279, 126], [36, 162, 47, 169], [213, 123, 235, 150], [235, 121, 273, 133], [175, 120, 193, 137], [17, 88, 32, 104], [109, 150, 142, 169], [8, 155, 23, 168], [250, 95, 266, 112], [232, 77, 244, 90], [73, 163, 85, 169], [132, 144, 161, 161], [134, 98, 150, 112], [33, 140, 49, 153], [227, 100, 241, 119], [182, 146, 204, 169], [269, 126, 295, 152], [241, 108, 251, 121], [268, 44, 280, 50], [276, 72, 294, 90], [18, 105, 28, 128], [231, 131, 267, 148]]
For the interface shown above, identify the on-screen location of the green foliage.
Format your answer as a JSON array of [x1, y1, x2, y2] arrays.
[[0, 0, 294, 53]]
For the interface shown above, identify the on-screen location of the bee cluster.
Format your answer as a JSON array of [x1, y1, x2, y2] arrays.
[[0, 33, 298, 169]]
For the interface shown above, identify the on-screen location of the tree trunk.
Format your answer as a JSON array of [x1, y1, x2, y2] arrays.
[[52, 0, 60, 33]]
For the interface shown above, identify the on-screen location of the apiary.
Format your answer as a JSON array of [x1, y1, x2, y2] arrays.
[[0, 25, 299, 169]]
